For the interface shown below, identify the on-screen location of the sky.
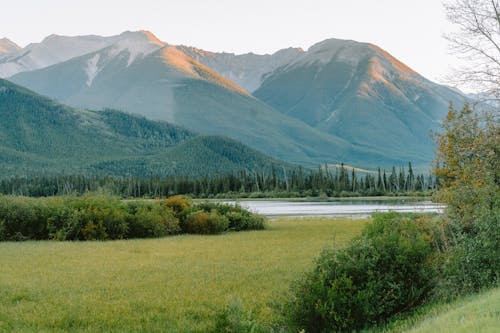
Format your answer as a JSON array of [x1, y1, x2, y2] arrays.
[[3, 0, 460, 86]]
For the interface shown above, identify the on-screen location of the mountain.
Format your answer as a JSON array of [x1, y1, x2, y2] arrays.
[[253, 38, 467, 164], [177, 45, 304, 92], [0, 79, 290, 177], [0, 38, 21, 57], [10, 31, 397, 168], [0, 34, 120, 78]]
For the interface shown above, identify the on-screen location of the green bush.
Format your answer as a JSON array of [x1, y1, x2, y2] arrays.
[[184, 209, 229, 234], [47, 202, 85, 240], [0, 196, 51, 240], [439, 203, 500, 296], [0, 195, 265, 241], [181, 202, 266, 231], [66, 196, 129, 240], [286, 213, 441, 332], [126, 202, 179, 238], [226, 209, 266, 231]]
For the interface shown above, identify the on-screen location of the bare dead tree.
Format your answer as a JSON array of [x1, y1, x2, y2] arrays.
[[444, 0, 500, 101]]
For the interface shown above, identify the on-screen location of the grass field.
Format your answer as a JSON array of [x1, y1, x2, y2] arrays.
[[0, 218, 366, 332]]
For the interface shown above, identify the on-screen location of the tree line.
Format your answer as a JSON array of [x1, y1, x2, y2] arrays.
[[0, 162, 437, 198]]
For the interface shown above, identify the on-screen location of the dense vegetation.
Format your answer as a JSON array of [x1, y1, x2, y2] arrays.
[[0, 163, 435, 198], [0, 195, 266, 241], [279, 103, 499, 332], [283, 213, 444, 332], [0, 78, 290, 178], [433, 103, 499, 296]]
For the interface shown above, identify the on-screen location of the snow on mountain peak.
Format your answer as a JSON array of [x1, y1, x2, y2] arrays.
[[108, 30, 165, 66]]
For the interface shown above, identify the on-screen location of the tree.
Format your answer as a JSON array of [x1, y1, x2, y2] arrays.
[[434, 103, 499, 228], [434, 102, 499, 292], [444, 0, 500, 100]]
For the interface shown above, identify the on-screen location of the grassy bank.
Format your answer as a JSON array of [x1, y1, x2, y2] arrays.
[[0, 218, 366, 332], [405, 287, 500, 333], [370, 287, 500, 333]]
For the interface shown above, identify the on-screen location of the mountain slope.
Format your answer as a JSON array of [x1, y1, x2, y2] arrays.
[[10, 32, 396, 168], [177, 45, 304, 92], [0, 79, 289, 177], [0, 33, 120, 78], [253, 38, 467, 163], [0, 38, 21, 57]]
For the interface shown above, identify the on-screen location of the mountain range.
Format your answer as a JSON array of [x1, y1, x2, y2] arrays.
[[0, 31, 469, 174]]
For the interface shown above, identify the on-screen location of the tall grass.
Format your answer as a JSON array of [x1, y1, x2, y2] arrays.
[[0, 218, 365, 332]]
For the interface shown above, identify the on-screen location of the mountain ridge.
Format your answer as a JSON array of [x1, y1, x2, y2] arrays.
[[4, 31, 469, 169], [10, 33, 402, 168]]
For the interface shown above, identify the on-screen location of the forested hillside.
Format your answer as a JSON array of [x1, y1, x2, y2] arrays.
[[0, 79, 289, 177]]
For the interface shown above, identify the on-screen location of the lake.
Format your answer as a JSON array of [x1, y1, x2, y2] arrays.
[[223, 199, 444, 218]]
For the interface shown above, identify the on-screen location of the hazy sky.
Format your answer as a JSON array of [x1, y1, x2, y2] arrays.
[[3, 0, 460, 86]]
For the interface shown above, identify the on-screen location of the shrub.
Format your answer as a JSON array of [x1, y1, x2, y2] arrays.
[[180, 202, 266, 231], [0, 196, 51, 240], [47, 203, 85, 240], [164, 195, 191, 217], [226, 209, 266, 231], [184, 209, 228, 234], [285, 213, 441, 332], [65, 195, 129, 240], [126, 203, 179, 238], [439, 203, 500, 296]]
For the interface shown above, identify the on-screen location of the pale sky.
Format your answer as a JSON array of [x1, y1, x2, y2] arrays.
[[3, 0, 460, 86]]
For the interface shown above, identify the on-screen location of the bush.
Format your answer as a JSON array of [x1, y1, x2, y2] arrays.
[[65, 196, 129, 240], [126, 202, 179, 238], [0, 196, 51, 240], [439, 203, 500, 296], [164, 195, 191, 217], [184, 209, 229, 234], [0, 195, 265, 240], [285, 213, 441, 332], [226, 209, 266, 231], [180, 202, 266, 232]]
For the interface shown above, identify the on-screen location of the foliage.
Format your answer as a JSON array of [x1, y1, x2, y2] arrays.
[[434, 103, 500, 294], [164, 195, 192, 217], [126, 202, 180, 238], [186, 202, 266, 231], [285, 213, 442, 332], [0, 195, 51, 240], [0, 195, 264, 241], [183, 210, 229, 235]]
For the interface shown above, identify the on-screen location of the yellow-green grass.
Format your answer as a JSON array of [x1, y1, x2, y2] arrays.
[[0, 218, 366, 332], [401, 287, 500, 333]]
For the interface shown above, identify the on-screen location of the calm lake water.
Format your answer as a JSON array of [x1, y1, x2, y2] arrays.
[[223, 200, 444, 218]]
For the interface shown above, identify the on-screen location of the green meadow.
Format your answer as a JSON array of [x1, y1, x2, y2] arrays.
[[0, 218, 365, 332]]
